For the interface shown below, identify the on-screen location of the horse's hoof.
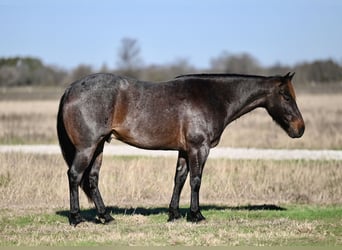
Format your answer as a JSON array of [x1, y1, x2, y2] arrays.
[[69, 213, 85, 226], [167, 216, 181, 222], [168, 213, 182, 222], [104, 215, 115, 224], [98, 213, 115, 224], [168, 208, 182, 222], [187, 210, 206, 223]]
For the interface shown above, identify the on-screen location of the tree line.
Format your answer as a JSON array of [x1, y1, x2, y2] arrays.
[[1, 38, 341, 87]]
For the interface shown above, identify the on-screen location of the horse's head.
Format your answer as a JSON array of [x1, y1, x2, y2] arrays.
[[266, 72, 305, 138]]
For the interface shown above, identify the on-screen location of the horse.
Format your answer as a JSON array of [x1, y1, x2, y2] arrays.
[[57, 72, 305, 226]]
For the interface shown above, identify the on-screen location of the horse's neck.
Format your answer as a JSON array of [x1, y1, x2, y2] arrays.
[[222, 79, 270, 125]]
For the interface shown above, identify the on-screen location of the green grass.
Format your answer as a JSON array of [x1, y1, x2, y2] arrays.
[[0, 205, 341, 246]]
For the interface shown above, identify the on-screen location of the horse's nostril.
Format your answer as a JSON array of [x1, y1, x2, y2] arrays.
[[294, 120, 305, 138], [298, 123, 305, 137]]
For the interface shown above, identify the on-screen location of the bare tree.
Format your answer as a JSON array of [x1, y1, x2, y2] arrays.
[[116, 38, 142, 78]]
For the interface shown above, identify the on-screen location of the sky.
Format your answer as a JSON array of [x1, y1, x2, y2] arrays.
[[1, 0, 341, 70]]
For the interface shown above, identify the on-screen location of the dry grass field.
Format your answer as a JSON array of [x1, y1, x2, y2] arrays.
[[0, 153, 341, 246], [0, 153, 341, 210], [0, 93, 341, 149]]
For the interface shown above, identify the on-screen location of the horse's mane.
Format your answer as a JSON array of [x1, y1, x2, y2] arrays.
[[175, 73, 268, 79], [174, 73, 289, 84]]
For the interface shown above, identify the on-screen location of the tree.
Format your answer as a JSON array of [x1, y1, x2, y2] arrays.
[[141, 58, 196, 81], [116, 38, 142, 78], [0, 57, 68, 86], [210, 51, 262, 74], [70, 64, 93, 82], [293, 59, 342, 84]]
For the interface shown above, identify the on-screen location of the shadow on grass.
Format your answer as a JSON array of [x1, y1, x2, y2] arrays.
[[56, 204, 286, 224]]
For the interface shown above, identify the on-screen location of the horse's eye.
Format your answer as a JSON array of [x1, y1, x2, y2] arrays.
[[279, 90, 290, 101], [282, 93, 291, 101]]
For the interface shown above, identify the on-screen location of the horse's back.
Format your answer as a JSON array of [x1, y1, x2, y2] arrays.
[[64, 73, 129, 97]]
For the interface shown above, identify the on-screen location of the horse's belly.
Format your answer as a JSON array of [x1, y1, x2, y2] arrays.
[[111, 125, 183, 150]]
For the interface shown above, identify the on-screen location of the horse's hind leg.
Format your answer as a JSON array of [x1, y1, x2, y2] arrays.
[[168, 150, 188, 221], [86, 143, 114, 224], [68, 147, 95, 226]]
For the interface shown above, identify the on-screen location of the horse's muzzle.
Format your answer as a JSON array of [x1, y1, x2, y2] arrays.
[[288, 119, 305, 138]]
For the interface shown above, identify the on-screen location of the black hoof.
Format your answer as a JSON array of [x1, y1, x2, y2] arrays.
[[98, 212, 115, 224], [168, 207, 182, 222], [69, 213, 85, 226], [187, 210, 206, 222]]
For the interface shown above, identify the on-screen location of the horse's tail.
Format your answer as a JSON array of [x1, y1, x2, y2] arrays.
[[57, 90, 94, 202], [57, 91, 75, 169]]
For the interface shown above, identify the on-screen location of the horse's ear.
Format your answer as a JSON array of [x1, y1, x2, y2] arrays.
[[284, 72, 295, 81]]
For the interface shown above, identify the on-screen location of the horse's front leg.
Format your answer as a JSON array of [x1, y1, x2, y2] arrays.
[[168, 150, 188, 221], [188, 145, 209, 222]]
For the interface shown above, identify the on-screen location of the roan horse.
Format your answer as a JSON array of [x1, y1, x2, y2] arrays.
[[57, 72, 305, 226]]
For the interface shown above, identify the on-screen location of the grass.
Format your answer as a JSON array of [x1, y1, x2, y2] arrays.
[[0, 205, 341, 246], [0, 153, 341, 246], [0, 93, 342, 149], [0, 100, 58, 144], [1, 154, 341, 209]]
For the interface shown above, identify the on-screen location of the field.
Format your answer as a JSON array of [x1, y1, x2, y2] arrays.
[[0, 153, 341, 246], [0, 88, 341, 246]]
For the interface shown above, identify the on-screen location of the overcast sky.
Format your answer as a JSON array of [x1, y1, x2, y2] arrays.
[[1, 0, 341, 70]]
